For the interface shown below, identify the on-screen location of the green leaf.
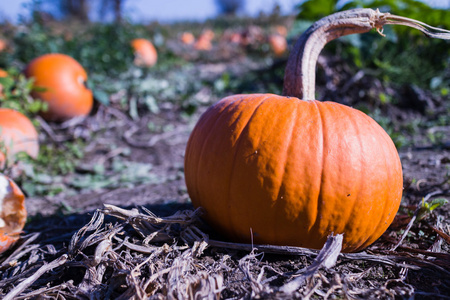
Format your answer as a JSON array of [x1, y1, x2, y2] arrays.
[[93, 88, 110, 106], [296, 0, 339, 21], [0, 77, 14, 90]]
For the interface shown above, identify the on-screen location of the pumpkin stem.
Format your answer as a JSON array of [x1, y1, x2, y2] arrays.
[[282, 8, 450, 100]]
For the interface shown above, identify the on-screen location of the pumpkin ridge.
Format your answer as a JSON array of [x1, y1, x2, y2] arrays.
[[357, 129, 389, 251], [192, 97, 240, 207], [186, 101, 220, 209], [358, 118, 401, 250], [340, 108, 366, 249], [308, 101, 325, 241], [270, 98, 299, 242], [228, 94, 272, 241]]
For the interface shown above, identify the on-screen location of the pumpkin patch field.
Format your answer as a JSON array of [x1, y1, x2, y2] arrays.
[[0, 1, 449, 298]]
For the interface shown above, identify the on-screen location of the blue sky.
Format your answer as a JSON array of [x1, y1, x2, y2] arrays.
[[0, 0, 299, 23], [0, 0, 448, 23]]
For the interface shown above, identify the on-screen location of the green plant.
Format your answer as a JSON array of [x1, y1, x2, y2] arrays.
[[0, 69, 47, 116], [417, 197, 448, 221], [296, 0, 450, 91]]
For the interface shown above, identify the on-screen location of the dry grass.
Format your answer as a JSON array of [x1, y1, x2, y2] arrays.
[[0, 202, 449, 299]]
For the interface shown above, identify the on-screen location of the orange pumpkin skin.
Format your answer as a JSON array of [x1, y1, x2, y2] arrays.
[[131, 38, 158, 67], [0, 173, 27, 254], [24, 53, 93, 122], [184, 94, 403, 252], [0, 108, 39, 165]]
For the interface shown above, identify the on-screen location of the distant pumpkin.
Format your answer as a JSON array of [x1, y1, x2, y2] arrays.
[[275, 25, 288, 37], [201, 29, 215, 41], [24, 53, 93, 122], [0, 173, 27, 254], [181, 32, 195, 45], [194, 36, 212, 51], [131, 38, 158, 67], [0, 39, 6, 52], [194, 29, 215, 51], [268, 34, 287, 57], [0, 108, 39, 166]]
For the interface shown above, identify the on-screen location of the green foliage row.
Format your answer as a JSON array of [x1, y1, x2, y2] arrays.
[[295, 0, 450, 92], [0, 19, 137, 76]]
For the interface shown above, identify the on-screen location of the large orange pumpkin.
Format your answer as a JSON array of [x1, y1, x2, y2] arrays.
[[0, 108, 39, 166], [183, 9, 431, 252], [0, 173, 27, 254], [131, 38, 158, 67], [24, 53, 93, 122]]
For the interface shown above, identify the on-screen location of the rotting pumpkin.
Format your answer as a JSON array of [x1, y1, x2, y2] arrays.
[[0, 173, 27, 254], [184, 9, 450, 252], [0, 108, 39, 167], [24, 53, 93, 122]]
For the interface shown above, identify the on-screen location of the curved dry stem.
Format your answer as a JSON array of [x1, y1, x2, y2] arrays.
[[282, 8, 450, 100]]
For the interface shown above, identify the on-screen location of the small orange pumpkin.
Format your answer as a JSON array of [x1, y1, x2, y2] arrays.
[[131, 38, 158, 67], [0, 173, 27, 254], [0, 108, 39, 166], [24, 53, 93, 122]]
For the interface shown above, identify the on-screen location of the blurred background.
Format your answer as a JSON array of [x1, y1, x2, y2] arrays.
[[0, 0, 449, 199], [0, 0, 448, 23]]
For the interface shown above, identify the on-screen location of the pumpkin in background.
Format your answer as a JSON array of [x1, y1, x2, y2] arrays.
[[131, 38, 158, 67], [181, 32, 195, 45], [222, 29, 242, 44], [0, 108, 39, 166], [183, 9, 421, 252], [268, 34, 287, 57], [24, 53, 93, 122], [0, 173, 27, 254], [194, 29, 215, 51], [275, 25, 288, 37], [0, 39, 6, 52]]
